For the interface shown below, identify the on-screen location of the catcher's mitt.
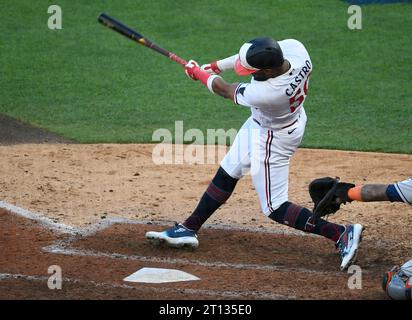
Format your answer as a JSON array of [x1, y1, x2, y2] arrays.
[[309, 177, 355, 218]]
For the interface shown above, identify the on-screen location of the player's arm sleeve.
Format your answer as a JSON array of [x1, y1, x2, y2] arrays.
[[233, 83, 262, 108], [216, 54, 238, 72]]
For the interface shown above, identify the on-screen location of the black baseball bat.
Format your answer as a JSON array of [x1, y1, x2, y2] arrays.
[[97, 13, 188, 66]]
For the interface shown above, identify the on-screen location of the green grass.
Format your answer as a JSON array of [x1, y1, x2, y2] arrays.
[[0, 0, 411, 153]]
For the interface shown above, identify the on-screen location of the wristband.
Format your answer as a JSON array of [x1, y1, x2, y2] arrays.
[[193, 68, 222, 94], [194, 67, 211, 85], [207, 75, 221, 94], [210, 62, 221, 74]]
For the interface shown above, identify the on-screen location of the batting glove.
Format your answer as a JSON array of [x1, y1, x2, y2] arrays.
[[200, 61, 221, 75], [184, 60, 200, 80]]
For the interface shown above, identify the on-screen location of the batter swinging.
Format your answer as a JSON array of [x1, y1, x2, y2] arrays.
[[146, 37, 364, 271]]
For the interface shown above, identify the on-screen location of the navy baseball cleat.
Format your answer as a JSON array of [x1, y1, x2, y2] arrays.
[[336, 223, 364, 271], [145, 223, 199, 249]]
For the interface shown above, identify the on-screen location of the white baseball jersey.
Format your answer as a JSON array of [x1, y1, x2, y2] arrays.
[[221, 39, 312, 214], [395, 178, 412, 204], [233, 39, 312, 129]]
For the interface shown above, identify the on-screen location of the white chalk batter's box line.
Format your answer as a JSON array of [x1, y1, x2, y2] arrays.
[[42, 244, 344, 276], [0, 272, 294, 300]]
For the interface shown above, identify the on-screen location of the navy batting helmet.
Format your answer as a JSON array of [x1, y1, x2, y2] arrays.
[[235, 37, 284, 76]]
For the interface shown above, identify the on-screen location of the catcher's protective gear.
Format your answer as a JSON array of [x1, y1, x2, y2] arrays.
[[309, 177, 355, 218], [382, 259, 412, 300]]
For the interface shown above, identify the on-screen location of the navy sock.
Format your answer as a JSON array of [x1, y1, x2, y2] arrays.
[[269, 202, 346, 242], [184, 167, 238, 232]]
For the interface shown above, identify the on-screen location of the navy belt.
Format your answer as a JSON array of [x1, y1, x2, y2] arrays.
[[281, 119, 298, 129]]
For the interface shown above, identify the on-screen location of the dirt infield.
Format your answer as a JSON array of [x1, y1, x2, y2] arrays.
[[0, 124, 411, 299], [0, 208, 395, 299]]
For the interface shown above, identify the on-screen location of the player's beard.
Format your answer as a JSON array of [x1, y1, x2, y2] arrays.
[[252, 73, 271, 81]]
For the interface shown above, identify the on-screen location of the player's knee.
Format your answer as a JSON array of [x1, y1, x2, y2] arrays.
[[214, 166, 239, 191], [220, 163, 244, 180]]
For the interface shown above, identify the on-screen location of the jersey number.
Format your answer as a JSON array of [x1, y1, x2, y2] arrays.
[[289, 75, 310, 113]]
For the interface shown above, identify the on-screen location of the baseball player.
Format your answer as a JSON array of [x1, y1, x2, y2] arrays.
[[308, 177, 412, 218], [383, 258, 412, 300], [146, 37, 364, 271]]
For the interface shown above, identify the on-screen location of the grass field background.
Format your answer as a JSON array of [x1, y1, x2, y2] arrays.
[[1, 0, 411, 153]]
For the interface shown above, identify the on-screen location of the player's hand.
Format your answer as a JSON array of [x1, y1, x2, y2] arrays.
[[184, 60, 200, 80], [200, 61, 221, 75]]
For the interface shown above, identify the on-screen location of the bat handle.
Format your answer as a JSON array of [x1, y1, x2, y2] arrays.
[[169, 53, 187, 66]]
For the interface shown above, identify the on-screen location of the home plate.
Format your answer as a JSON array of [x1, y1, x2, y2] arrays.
[[123, 267, 200, 284]]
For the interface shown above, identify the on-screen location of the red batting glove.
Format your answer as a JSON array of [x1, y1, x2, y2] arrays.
[[184, 60, 200, 80], [185, 59, 216, 88], [200, 61, 221, 75]]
